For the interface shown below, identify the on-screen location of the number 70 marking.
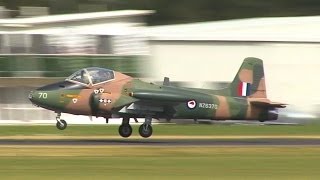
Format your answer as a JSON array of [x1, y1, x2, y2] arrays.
[[38, 92, 48, 99]]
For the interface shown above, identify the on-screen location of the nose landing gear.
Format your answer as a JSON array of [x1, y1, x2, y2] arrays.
[[56, 113, 67, 130]]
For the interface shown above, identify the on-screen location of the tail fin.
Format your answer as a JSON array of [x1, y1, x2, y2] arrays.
[[230, 57, 267, 98]]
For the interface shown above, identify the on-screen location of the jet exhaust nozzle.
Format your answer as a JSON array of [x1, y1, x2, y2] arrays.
[[267, 109, 279, 121]]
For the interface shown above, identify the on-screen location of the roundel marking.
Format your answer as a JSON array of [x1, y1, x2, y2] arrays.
[[187, 100, 197, 109]]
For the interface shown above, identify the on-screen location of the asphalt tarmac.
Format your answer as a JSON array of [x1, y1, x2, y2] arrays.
[[0, 138, 320, 146]]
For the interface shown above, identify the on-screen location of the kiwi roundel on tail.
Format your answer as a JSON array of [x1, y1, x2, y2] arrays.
[[230, 57, 267, 98]]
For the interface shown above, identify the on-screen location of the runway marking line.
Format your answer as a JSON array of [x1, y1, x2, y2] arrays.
[[1, 135, 320, 140]]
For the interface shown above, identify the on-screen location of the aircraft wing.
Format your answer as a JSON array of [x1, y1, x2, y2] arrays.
[[249, 98, 287, 108]]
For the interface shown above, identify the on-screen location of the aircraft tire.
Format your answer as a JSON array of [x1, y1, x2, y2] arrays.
[[118, 124, 132, 138], [139, 124, 153, 138], [56, 120, 67, 130]]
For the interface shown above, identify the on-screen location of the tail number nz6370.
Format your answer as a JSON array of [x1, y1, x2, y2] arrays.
[[199, 103, 218, 109]]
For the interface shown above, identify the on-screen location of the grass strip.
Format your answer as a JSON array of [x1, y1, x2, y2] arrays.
[[0, 146, 319, 180], [0, 124, 319, 137]]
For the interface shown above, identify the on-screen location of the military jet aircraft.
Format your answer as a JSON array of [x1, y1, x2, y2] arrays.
[[29, 57, 286, 138]]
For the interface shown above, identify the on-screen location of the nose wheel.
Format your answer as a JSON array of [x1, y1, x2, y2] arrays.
[[56, 120, 67, 130], [56, 113, 67, 130]]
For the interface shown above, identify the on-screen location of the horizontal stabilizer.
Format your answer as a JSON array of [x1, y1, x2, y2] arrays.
[[249, 99, 287, 108]]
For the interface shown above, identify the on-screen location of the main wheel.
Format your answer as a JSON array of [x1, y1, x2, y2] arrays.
[[118, 124, 132, 138], [139, 124, 153, 138], [56, 120, 67, 130]]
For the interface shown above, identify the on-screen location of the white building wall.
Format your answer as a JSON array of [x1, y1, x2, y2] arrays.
[[150, 41, 320, 106]]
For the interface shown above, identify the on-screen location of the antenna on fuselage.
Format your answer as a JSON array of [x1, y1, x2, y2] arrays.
[[163, 77, 170, 86]]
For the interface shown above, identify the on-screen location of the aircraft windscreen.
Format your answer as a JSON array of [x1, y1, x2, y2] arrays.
[[67, 67, 115, 85], [67, 69, 91, 85], [87, 67, 115, 84]]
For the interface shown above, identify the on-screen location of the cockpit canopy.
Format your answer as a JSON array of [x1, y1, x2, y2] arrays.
[[66, 67, 115, 85]]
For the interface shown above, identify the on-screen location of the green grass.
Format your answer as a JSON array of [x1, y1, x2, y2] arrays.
[[0, 125, 319, 179], [0, 124, 320, 136], [0, 146, 319, 180]]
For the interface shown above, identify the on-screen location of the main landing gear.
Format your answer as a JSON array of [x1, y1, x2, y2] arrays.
[[56, 113, 67, 130], [139, 116, 153, 138], [118, 116, 153, 138], [118, 117, 132, 138]]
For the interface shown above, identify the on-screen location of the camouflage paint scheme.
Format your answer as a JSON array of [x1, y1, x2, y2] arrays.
[[29, 57, 285, 137]]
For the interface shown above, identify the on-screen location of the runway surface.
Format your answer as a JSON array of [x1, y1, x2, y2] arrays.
[[1, 138, 320, 146]]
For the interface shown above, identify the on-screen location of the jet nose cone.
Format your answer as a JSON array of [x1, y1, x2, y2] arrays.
[[28, 90, 47, 108], [28, 91, 34, 100], [28, 91, 38, 104]]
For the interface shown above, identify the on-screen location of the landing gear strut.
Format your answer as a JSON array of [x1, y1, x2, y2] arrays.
[[56, 113, 67, 130], [139, 116, 153, 138], [118, 117, 132, 138]]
